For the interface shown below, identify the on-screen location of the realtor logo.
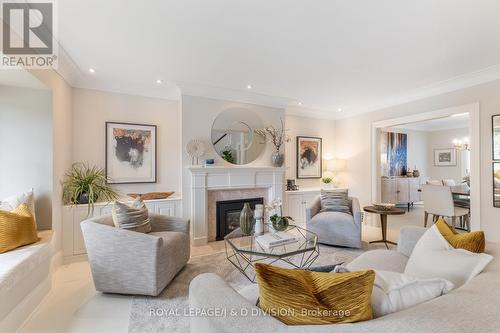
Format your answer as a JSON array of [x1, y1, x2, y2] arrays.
[[1, 0, 57, 68]]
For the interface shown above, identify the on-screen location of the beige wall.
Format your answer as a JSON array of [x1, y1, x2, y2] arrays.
[[427, 127, 469, 183], [29, 69, 73, 252], [335, 79, 500, 243], [72, 88, 181, 195], [0, 85, 52, 230], [284, 115, 336, 188]]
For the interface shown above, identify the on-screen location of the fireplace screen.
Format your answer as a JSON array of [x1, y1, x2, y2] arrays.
[[216, 197, 264, 240]]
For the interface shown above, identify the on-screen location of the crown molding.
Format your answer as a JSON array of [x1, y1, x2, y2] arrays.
[[52, 39, 500, 121], [336, 64, 500, 120]]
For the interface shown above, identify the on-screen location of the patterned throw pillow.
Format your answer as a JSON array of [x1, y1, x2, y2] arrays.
[[435, 219, 485, 253], [112, 197, 151, 233], [320, 189, 351, 215], [255, 263, 375, 325], [0, 204, 39, 253]]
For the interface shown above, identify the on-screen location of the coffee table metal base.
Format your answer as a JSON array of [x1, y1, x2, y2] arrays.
[[225, 243, 320, 283]]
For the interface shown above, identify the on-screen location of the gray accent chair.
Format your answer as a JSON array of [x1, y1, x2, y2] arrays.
[[81, 213, 190, 296], [305, 195, 362, 248]]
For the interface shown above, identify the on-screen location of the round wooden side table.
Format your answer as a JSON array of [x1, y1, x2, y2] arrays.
[[363, 206, 406, 249]]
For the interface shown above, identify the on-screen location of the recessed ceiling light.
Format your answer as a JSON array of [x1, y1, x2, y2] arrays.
[[297, 101, 302, 106], [246, 84, 252, 89], [156, 79, 163, 84], [337, 108, 342, 112], [88, 68, 95, 74]]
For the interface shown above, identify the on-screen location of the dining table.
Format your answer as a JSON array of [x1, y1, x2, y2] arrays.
[[417, 184, 470, 196], [450, 184, 471, 196]]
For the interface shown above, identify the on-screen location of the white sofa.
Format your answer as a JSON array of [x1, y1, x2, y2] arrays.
[[189, 227, 500, 333], [0, 231, 55, 332]]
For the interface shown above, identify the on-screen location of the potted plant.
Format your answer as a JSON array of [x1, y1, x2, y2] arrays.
[[62, 163, 119, 215], [221, 146, 235, 163], [255, 118, 290, 167], [265, 198, 293, 231], [321, 176, 333, 189]]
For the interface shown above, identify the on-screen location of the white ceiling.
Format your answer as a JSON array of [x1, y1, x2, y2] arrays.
[[55, 0, 500, 119], [390, 113, 470, 132]]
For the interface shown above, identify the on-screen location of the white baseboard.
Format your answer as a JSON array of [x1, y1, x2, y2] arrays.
[[192, 236, 208, 247], [63, 253, 87, 264]]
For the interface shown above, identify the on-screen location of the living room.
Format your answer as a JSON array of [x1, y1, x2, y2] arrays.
[[1, 1, 500, 332]]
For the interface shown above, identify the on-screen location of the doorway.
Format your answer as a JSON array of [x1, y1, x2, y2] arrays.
[[370, 103, 480, 231]]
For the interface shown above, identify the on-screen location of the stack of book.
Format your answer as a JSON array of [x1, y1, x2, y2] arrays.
[[256, 231, 297, 249]]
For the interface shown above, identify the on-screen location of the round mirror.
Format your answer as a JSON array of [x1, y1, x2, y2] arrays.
[[211, 108, 265, 165]]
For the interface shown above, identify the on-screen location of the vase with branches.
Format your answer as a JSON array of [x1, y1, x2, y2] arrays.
[[255, 118, 290, 167]]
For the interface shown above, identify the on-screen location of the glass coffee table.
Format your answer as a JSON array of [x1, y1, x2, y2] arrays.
[[224, 224, 319, 283]]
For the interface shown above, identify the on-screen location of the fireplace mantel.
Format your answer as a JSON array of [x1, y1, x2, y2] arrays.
[[188, 166, 285, 246]]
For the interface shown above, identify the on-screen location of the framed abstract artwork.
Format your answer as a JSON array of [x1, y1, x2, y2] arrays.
[[105, 122, 157, 184], [296, 136, 322, 179], [382, 132, 408, 176], [434, 148, 456, 167]]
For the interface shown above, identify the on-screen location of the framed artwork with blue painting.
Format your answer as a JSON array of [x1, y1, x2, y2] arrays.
[[106, 122, 157, 184], [381, 132, 407, 176]]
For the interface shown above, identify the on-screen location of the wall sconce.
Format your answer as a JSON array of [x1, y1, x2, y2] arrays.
[[453, 137, 470, 151]]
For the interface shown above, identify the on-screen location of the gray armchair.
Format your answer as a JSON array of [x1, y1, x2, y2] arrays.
[[306, 196, 362, 248], [81, 213, 190, 296]]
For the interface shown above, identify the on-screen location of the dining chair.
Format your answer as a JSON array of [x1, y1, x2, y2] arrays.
[[426, 180, 443, 186], [442, 179, 456, 186], [422, 184, 469, 228]]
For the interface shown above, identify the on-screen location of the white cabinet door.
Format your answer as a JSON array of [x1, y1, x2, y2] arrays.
[[396, 178, 409, 203], [145, 202, 157, 213], [409, 178, 421, 202], [73, 209, 89, 255], [381, 178, 397, 203], [286, 195, 304, 223], [156, 201, 178, 217], [302, 193, 319, 209]]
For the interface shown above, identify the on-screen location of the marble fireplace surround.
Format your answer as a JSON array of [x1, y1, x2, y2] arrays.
[[207, 188, 269, 242], [188, 166, 285, 246]]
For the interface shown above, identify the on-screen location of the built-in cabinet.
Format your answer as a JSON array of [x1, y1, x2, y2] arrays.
[[62, 197, 182, 262], [285, 189, 320, 224], [381, 177, 421, 209]]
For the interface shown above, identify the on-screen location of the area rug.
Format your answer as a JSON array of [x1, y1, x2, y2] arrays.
[[128, 242, 383, 332]]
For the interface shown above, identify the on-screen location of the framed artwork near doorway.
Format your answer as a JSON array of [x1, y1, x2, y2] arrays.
[[434, 148, 457, 167]]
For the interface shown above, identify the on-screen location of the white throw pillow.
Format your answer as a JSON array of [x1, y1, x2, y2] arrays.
[[371, 270, 453, 318], [404, 224, 493, 288], [0, 188, 36, 220]]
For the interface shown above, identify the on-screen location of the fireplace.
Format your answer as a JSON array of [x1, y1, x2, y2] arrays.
[[216, 197, 264, 240]]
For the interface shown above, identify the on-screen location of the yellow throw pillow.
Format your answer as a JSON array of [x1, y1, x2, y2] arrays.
[[0, 204, 39, 253], [255, 263, 375, 325], [435, 219, 485, 253]]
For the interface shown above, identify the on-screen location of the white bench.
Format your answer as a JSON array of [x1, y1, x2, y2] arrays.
[[0, 231, 55, 332]]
